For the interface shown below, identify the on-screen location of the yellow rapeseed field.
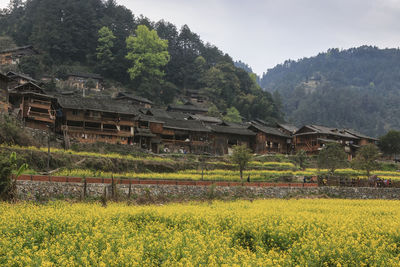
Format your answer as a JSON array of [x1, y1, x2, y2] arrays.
[[1, 199, 400, 266]]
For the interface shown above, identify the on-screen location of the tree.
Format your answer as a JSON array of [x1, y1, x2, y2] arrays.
[[352, 144, 380, 177], [317, 143, 348, 174], [223, 107, 242, 123], [85, 79, 96, 90], [379, 130, 400, 157], [18, 55, 41, 78], [294, 149, 308, 170], [231, 145, 252, 181], [96, 26, 115, 74], [125, 24, 170, 83], [207, 104, 221, 118]]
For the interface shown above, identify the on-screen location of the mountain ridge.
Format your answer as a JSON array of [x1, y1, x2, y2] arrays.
[[259, 46, 400, 137]]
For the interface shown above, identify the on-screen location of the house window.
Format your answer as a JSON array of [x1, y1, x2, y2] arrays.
[[72, 110, 79, 116], [311, 140, 317, 146], [139, 121, 149, 128], [91, 111, 101, 118]]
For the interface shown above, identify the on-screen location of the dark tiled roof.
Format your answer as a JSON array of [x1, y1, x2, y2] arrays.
[[0, 45, 34, 54], [0, 72, 12, 82], [276, 123, 298, 133], [9, 82, 45, 94], [8, 91, 55, 100], [167, 104, 208, 113], [67, 72, 102, 80], [114, 92, 153, 105], [188, 114, 222, 124], [140, 108, 190, 120], [136, 114, 164, 123], [139, 108, 163, 117], [344, 129, 378, 141], [165, 111, 190, 120], [210, 124, 256, 136], [158, 117, 210, 132], [249, 121, 290, 138], [254, 118, 271, 126], [57, 95, 139, 115], [7, 71, 38, 84], [295, 125, 359, 139]]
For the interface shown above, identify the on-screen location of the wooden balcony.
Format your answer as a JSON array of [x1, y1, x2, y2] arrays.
[[103, 128, 118, 133], [27, 111, 55, 123], [84, 116, 103, 122], [63, 126, 84, 132], [29, 99, 51, 110], [63, 125, 133, 137], [161, 139, 208, 146]]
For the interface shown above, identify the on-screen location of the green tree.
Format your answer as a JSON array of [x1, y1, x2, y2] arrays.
[[85, 79, 96, 89], [18, 55, 41, 78], [379, 130, 400, 157], [352, 144, 380, 177], [317, 143, 347, 174], [294, 150, 308, 170], [223, 107, 242, 123], [96, 26, 115, 74], [231, 145, 252, 181], [207, 104, 221, 118], [125, 24, 170, 82]]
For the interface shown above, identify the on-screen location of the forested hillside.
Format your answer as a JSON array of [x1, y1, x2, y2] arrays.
[[260, 46, 400, 137], [0, 0, 283, 123]]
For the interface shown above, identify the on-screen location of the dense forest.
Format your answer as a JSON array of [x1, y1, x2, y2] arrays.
[[0, 0, 283, 123], [260, 46, 400, 137]]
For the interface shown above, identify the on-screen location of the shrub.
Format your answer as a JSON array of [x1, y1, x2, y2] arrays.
[[0, 152, 27, 200], [0, 114, 38, 146]]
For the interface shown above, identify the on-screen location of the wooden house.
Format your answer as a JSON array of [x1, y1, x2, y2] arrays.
[[248, 121, 292, 154], [0, 45, 37, 65], [186, 89, 206, 104], [209, 122, 256, 155], [134, 114, 164, 152], [8, 82, 56, 130], [114, 92, 153, 108], [344, 129, 378, 146], [57, 96, 137, 144], [154, 117, 211, 154], [0, 73, 11, 113], [66, 72, 103, 91], [294, 125, 360, 159]]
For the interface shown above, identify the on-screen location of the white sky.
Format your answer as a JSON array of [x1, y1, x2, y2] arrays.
[[2, 0, 400, 75]]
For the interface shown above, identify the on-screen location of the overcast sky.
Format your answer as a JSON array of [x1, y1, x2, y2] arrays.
[[2, 0, 400, 75]]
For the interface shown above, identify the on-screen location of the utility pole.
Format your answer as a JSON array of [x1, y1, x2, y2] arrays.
[[47, 125, 51, 171]]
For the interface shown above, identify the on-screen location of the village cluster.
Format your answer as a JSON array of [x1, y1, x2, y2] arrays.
[[0, 46, 377, 158]]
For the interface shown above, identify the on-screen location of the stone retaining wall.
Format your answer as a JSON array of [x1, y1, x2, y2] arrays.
[[16, 180, 400, 201]]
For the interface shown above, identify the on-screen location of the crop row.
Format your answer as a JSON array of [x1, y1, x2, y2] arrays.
[[50, 168, 400, 182]]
